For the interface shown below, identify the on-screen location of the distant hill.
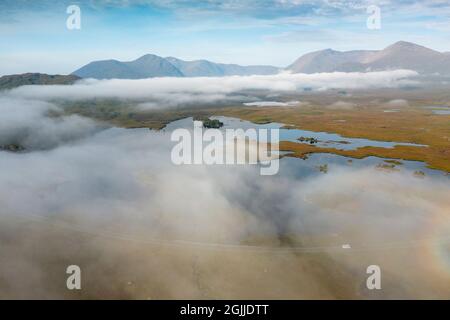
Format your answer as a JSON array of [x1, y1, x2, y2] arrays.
[[0, 73, 81, 90], [72, 55, 280, 79], [287, 41, 450, 75], [72, 54, 183, 79], [8, 42, 448, 84], [165, 57, 280, 77], [287, 49, 377, 73]]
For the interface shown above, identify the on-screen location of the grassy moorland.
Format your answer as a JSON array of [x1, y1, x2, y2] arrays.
[[215, 105, 450, 173], [0, 73, 80, 90], [60, 99, 200, 130]]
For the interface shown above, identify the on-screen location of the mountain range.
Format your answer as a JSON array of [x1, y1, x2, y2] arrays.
[[72, 54, 280, 79], [71, 42, 450, 79], [164, 57, 279, 77], [2, 41, 449, 86], [287, 41, 450, 75]]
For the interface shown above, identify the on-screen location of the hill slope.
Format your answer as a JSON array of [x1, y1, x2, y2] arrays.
[[166, 57, 280, 77], [73, 55, 280, 79], [0, 73, 81, 90], [72, 55, 183, 79], [287, 41, 450, 75]]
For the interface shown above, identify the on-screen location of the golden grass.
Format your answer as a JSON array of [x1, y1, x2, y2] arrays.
[[214, 105, 450, 172]]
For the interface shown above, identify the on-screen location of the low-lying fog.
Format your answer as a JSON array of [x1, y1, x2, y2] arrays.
[[0, 71, 449, 299], [5, 69, 418, 108]]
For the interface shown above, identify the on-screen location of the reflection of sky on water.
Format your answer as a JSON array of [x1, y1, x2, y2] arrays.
[[52, 125, 450, 250], [162, 116, 448, 179], [166, 116, 428, 150], [212, 116, 427, 150], [432, 110, 450, 115], [422, 105, 450, 115], [279, 154, 449, 181]]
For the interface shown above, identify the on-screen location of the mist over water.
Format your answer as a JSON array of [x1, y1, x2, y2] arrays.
[[3, 0, 450, 301], [0, 77, 449, 299], [4, 70, 418, 108], [0, 115, 449, 298]]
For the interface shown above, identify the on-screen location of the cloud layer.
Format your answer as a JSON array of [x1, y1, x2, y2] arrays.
[[0, 102, 449, 298], [0, 74, 449, 299], [0, 97, 102, 150], [5, 70, 418, 109]]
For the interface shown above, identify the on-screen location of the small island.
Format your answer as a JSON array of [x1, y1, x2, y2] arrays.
[[298, 136, 319, 144], [0, 143, 25, 152], [201, 118, 224, 129]]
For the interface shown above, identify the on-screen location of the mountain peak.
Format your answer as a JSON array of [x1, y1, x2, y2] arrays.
[[73, 54, 183, 79], [390, 41, 418, 48], [384, 41, 439, 54], [73, 55, 279, 79], [134, 54, 162, 61], [287, 41, 449, 75]]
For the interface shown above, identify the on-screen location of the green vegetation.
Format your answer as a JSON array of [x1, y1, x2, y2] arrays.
[[298, 136, 319, 144], [0, 144, 25, 152], [0, 73, 80, 90], [193, 116, 224, 128], [384, 159, 403, 165], [61, 99, 209, 130], [202, 118, 224, 129]]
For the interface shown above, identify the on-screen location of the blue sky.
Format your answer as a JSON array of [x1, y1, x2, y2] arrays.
[[1, 0, 450, 75]]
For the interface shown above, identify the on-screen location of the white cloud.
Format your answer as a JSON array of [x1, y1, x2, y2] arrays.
[[0, 97, 101, 150], [0, 120, 449, 298], [5, 70, 418, 108], [326, 101, 356, 110], [1, 75, 448, 299]]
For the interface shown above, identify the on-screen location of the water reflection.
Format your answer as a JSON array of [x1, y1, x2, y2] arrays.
[[210, 116, 427, 150]]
